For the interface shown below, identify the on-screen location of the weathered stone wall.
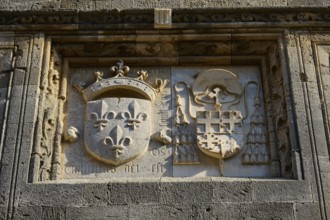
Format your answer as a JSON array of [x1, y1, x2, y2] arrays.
[[0, 2, 329, 220]]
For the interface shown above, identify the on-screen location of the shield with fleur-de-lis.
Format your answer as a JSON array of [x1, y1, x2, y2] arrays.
[[85, 97, 151, 166]]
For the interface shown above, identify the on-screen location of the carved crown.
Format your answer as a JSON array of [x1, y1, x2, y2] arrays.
[[76, 60, 166, 102]]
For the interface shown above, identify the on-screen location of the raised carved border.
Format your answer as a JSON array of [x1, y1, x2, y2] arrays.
[[310, 34, 330, 217], [26, 30, 302, 182], [0, 33, 46, 219], [312, 40, 330, 156]]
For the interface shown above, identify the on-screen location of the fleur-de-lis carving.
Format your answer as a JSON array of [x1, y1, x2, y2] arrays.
[[120, 100, 148, 130], [154, 78, 168, 93], [137, 70, 148, 81], [103, 125, 132, 159], [94, 71, 104, 82], [110, 60, 130, 77], [90, 111, 116, 131]]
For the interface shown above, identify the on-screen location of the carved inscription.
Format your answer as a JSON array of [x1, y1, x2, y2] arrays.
[[62, 65, 272, 179], [62, 65, 172, 179]]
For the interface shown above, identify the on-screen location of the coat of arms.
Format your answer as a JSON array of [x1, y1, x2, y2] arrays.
[[173, 69, 268, 175], [74, 61, 166, 166]]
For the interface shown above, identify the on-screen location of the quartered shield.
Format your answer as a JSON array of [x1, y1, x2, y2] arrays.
[[85, 97, 151, 166]]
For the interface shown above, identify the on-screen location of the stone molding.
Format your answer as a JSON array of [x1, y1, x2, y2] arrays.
[[0, 8, 328, 30]]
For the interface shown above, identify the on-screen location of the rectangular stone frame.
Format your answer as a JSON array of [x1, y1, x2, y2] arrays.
[[0, 11, 328, 216], [0, 33, 45, 219], [308, 32, 330, 218]]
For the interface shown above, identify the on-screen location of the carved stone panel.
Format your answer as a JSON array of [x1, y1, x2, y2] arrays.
[[61, 63, 271, 180], [171, 66, 270, 177], [63, 64, 172, 179]]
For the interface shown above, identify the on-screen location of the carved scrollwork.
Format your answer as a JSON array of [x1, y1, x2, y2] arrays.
[[35, 49, 62, 182]]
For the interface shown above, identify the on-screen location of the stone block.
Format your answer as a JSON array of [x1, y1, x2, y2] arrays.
[[18, 184, 84, 207], [128, 204, 194, 220], [160, 178, 213, 205], [59, 0, 76, 10], [0, 72, 10, 128], [4, 116, 21, 143], [211, 203, 242, 220], [95, 0, 111, 10], [112, 0, 134, 10], [326, 202, 330, 220], [12, 205, 42, 220], [12, 69, 25, 86], [6, 87, 24, 125], [66, 206, 129, 220], [320, 171, 330, 202], [40, 206, 65, 220], [288, 0, 327, 6], [0, 34, 14, 47], [251, 180, 312, 202], [0, 72, 10, 89], [22, 95, 39, 123], [76, 0, 95, 11], [212, 178, 253, 202], [295, 202, 321, 220], [108, 180, 161, 205], [15, 37, 31, 69], [0, 49, 13, 72], [240, 202, 294, 219], [0, 207, 7, 220], [30, 1, 60, 10], [82, 183, 109, 207], [134, 0, 158, 8]]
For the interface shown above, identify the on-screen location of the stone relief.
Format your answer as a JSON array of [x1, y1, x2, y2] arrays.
[[242, 84, 269, 164], [35, 49, 62, 181], [30, 51, 295, 180], [268, 45, 293, 178], [72, 60, 167, 166], [58, 64, 276, 179], [172, 68, 270, 176]]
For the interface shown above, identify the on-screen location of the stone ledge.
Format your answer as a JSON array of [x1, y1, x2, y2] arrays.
[[0, 8, 327, 30]]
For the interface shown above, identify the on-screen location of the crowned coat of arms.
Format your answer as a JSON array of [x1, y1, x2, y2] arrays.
[[75, 61, 166, 166]]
